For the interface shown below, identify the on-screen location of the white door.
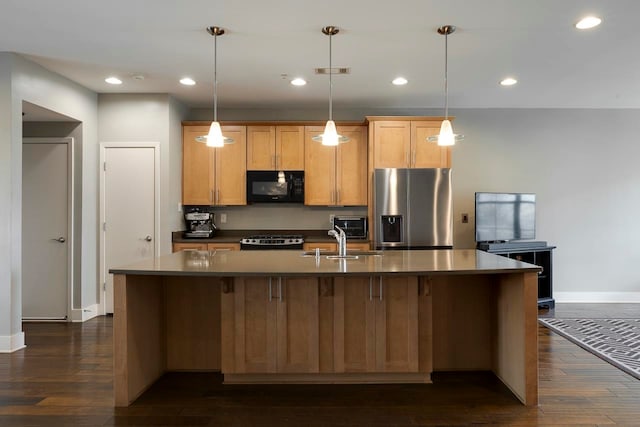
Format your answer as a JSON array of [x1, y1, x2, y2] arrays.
[[22, 142, 70, 320], [103, 146, 157, 313]]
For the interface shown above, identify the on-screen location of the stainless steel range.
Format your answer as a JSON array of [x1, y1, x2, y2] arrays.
[[240, 234, 304, 250]]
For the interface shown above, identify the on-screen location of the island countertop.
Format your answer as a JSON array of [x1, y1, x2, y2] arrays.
[[109, 248, 541, 277]]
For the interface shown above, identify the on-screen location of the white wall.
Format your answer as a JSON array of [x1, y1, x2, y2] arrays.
[[98, 93, 188, 254], [0, 52, 98, 351]]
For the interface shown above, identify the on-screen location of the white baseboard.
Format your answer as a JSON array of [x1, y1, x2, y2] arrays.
[[554, 292, 640, 303], [0, 331, 26, 353], [71, 304, 100, 322]]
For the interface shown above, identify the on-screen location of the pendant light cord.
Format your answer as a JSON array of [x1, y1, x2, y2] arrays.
[[444, 30, 448, 120], [213, 32, 218, 122], [328, 31, 333, 121]]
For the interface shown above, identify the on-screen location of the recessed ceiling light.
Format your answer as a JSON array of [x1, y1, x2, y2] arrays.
[[105, 77, 122, 85], [500, 77, 518, 86], [290, 78, 307, 86], [575, 16, 602, 30], [392, 77, 408, 86], [180, 77, 196, 86]]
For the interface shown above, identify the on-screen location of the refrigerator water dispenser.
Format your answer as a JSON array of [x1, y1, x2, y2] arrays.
[[381, 215, 403, 243]]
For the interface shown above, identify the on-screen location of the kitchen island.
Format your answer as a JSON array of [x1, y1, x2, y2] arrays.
[[110, 249, 540, 407]]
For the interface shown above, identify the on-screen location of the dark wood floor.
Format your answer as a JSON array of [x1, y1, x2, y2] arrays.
[[1, 303, 639, 426]]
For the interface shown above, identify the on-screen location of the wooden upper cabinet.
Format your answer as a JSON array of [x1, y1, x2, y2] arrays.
[[246, 125, 304, 171], [370, 119, 451, 169], [276, 126, 305, 170], [182, 124, 246, 206], [304, 125, 367, 206], [246, 126, 276, 170], [215, 126, 246, 205], [372, 121, 411, 168], [183, 126, 214, 205], [411, 122, 451, 168]]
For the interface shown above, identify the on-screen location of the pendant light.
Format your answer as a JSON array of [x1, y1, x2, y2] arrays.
[[312, 26, 349, 146], [427, 25, 464, 146], [197, 26, 234, 147]]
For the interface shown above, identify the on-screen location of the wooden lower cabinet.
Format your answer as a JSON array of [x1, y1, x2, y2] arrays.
[[173, 242, 240, 253], [222, 276, 319, 374], [334, 276, 419, 373], [302, 242, 371, 252], [221, 274, 429, 380]]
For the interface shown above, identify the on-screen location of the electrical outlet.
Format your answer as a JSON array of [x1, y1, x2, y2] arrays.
[[177, 203, 183, 213], [329, 214, 335, 224], [461, 213, 469, 224], [220, 213, 227, 224]]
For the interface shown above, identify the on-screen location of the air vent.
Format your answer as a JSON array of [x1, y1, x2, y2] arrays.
[[314, 67, 351, 75]]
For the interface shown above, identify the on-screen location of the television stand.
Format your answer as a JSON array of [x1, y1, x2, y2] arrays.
[[478, 242, 556, 309]]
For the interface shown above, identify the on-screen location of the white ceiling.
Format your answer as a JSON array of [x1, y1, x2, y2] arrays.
[[2, 0, 638, 111]]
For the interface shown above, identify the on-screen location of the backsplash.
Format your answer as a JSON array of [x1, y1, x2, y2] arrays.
[[190, 205, 367, 230]]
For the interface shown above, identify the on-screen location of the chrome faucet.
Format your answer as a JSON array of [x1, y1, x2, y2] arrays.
[[328, 225, 347, 257]]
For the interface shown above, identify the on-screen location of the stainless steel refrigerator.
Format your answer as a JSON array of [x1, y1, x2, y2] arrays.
[[374, 168, 453, 249]]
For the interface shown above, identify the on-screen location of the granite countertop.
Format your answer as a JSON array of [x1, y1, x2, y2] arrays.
[[110, 249, 541, 277]]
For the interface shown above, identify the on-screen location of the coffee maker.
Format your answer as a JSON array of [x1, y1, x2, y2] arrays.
[[183, 208, 216, 238]]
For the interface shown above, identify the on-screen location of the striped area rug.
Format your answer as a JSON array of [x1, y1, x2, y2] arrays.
[[539, 318, 640, 380]]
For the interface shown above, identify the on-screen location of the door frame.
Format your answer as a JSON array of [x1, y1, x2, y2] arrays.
[[98, 142, 160, 315], [22, 137, 74, 321]]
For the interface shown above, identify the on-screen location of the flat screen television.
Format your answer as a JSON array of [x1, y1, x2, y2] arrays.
[[475, 192, 536, 242]]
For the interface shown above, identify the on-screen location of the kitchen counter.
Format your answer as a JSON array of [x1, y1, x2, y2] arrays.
[[112, 249, 539, 408], [111, 248, 540, 277]]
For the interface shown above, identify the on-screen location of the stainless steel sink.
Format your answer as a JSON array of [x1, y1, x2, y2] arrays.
[[301, 250, 384, 258]]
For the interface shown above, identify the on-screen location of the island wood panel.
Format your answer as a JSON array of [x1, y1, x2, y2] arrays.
[[276, 277, 320, 373], [418, 277, 433, 374], [318, 277, 335, 373], [495, 272, 538, 406], [231, 277, 278, 373], [375, 276, 419, 372], [276, 126, 305, 170], [430, 275, 495, 371], [333, 277, 376, 373], [113, 274, 165, 407], [164, 277, 221, 371]]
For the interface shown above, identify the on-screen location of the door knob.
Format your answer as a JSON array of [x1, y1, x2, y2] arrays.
[[144, 235, 152, 242], [51, 237, 66, 243]]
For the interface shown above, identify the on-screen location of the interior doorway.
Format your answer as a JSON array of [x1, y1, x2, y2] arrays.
[[100, 143, 159, 314], [22, 138, 73, 320]]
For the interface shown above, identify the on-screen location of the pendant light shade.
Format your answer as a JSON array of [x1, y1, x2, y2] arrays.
[[428, 25, 464, 146], [197, 26, 234, 147], [312, 26, 349, 146]]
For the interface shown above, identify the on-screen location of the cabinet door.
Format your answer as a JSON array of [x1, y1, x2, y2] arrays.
[[333, 277, 376, 372], [304, 126, 336, 205], [372, 121, 411, 168], [172, 242, 208, 252], [232, 277, 277, 373], [276, 126, 305, 170], [215, 126, 247, 205], [276, 277, 320, 373], [411, 121, 451, 168], [336, 126, 367, 206], [182, 126, 213, 205], [207, 243, 240, 251], [303, 242, 337, 252], [247, 126, 276, 170], [375, 276, 419, 372]]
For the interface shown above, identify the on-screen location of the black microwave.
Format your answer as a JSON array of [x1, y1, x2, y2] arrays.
[[246, 170, 304, 203]]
